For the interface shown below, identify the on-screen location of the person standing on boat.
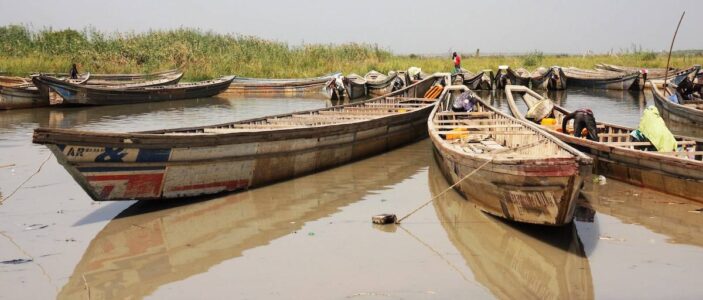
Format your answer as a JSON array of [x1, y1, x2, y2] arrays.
[[70, 64, 79, 79], [452, 52, 461, 74], [561, 108, 599, 141]]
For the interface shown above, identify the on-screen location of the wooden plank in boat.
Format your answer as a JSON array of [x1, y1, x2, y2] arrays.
[[606, 141, 696, 147], [437, 130, 535, 135]]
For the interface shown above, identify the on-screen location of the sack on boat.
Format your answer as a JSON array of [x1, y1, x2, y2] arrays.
[[668, 94, 679, 104], [638, 106, 677, 152]]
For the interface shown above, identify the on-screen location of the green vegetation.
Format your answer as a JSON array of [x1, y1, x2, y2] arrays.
[[1, 25, 702, 81]]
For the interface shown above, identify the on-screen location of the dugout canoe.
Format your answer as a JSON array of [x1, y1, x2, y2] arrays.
[[0, 73, 91, 109], [431, 163, 593, 298], [326, 74, 367, 101], [531, 66, 567, 90], [651, 82, 703, 138], [453, 69, 494, 90], [365, 70, 401, 97], [227, 73, 339, 95], [41, 69, 182, 86], [32, 74, 447, 201], [57, 141, 427, 300], [31, 75, 234, 106], [563, 67, 639, 90], [494, 65, 531, 89], [506, 85, 703, 202], [429, 85, 591, 225], [596, 64, 700, 90]]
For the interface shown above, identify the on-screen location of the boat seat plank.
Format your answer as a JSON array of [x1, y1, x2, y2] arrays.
[[606, 141, 696, 147], [437, 130, 535, 135]]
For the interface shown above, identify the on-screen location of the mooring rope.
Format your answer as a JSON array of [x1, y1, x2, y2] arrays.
[[395, 158, 492, 224], [0, 154, 52, 205]]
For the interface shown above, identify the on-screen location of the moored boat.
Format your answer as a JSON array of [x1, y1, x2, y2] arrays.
[[429, 85, 591, 225], [453, 69, 493, 90], [531, 66, 567, 90], [596, 64, 700, 90], [506, 85, 703, 202], [32, 74, 447, 201], [326, 74, 367, 101], [563, 67, 639, 90], [0, 75, 31, 87], [1, 73, 91, 109], [365, 70, 401, 97], [494, 65, 530, 89], [227, 73, 339, 96], [651, 81, 703, 138], [32, 75, 234, 106]]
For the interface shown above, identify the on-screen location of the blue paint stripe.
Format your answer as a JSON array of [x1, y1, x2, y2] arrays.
[[136, 148, 171, 163], [77, 166, 166, 173]]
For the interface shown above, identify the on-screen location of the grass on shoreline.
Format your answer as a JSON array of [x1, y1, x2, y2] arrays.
[[1, 25, 702, 81]]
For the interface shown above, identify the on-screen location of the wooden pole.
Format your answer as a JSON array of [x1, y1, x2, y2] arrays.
[[663, 11, 685, 95]]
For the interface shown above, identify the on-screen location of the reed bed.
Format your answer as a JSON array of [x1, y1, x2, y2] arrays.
[[1, 25, 702, 81]]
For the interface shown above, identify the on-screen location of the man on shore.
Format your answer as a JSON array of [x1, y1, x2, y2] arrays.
[[452, 52, 461, 74]]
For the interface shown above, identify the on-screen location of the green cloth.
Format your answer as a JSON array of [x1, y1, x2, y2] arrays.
[[638, 105, 677, 152]]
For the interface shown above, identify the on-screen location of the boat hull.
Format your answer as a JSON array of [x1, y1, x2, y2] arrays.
[[565, 73, 639, 90], [0, 86, 47, 109], [651, 85, 703, 138], [531, 67, 567, 90], [226, 73, 337, 96]]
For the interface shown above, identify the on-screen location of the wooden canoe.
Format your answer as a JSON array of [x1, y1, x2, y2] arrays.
[[453, 69, 494, 90], [0, 73, 91, 109], [431, 163, 593, 299], [429, 85, 591, 225], [326, 74, 367, 101], [651, 82, 703, 138], [31, 75, 234, 106], [595, 64, 700, 90], [494, 66, 531, 89], [365, 70, 401, 97], [39, 69, 182, 85], [0, 75, 31, 87], [56, 141, 428, 300], [506, 85, 703, 202], [227, 73, 339, 95], [531, 66, 567, 90], [32, 74, 447, 201], [563, 67, 639, 90]]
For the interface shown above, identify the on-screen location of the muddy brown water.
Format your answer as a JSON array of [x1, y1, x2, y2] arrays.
[[1, 91, 702, 299]]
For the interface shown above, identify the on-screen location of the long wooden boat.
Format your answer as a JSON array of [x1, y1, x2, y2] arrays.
[[563, 67, 639, 90], [365, 70, 400, 97], [32, 74, 446, 201], [226, 73, 338, 95], [431, 162, 593, 298], [326, 74, 367, 101], [41, 69, 182, 86], [531, 66, 567, 90], [506, 85, 703, 202], [56, 140, 428, 299], [32, 75, 234, 106], [596, 64, 700, 90], [494, 66, 531, 89], [429, 85, 592, 225], [0, 75, 31, 87], [651, 82, 703, 138], [0, 73, 91, 109], [453, 70, 493, 90]]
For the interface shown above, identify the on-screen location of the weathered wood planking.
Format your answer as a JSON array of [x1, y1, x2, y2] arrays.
[[651, 83, 703, 138], [506, 85, 703, 202], [563, 67, 639, 90], [494, 66, 531, 89], [531, 66, 567, 90], [429, 85, 591, 225], [32, 74, 447, 201], [226, 73, 338, 96]]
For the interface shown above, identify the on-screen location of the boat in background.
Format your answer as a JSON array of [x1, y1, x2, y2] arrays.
[[563, 67, 639, 90], [531, 66, 567, 90], [429, 85, 591, 225], [32, 74, 447, 201], [227, 73, 338, 96], [506, 85, 703, 202], [1, 73, 90, 109], [494, 65, 531, 89], [596, 64, 700, 90], [651, 81, 703, 138], [364, 70, 401, 97], [32, 75, 233, 106], [453, 69, 494, 90], [326, 73, 367, 101]]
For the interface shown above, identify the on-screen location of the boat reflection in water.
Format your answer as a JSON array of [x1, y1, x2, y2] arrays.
[[430, 161, 594, 300], [57, 141, 428, 299], [581, 180, 703, 248]]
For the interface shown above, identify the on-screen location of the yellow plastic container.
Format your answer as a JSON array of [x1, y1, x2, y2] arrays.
[[446, 128, 468, 140], [540, 118, 556, 125]]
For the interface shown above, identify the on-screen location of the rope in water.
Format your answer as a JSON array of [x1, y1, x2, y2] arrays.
[[0, 154, 51, 205], [395, 158, 492, 224]]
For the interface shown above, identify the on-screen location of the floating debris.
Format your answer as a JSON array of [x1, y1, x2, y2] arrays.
[[0, 258, 33, 265], [372, 214, 397, 225], [24, 224, 48, 231]]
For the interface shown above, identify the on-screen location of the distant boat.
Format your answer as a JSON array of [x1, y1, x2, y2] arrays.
[[506, 84, 703, 202], [453, 69, 493, 90], [227, 73, 339, 96], [595, 64, 700, 90], [0, 73, 90, 109], [563, 67, 639, 90], [530, 66, 567, 90], [651, 81, 703, 138], [429, 85, 591, 225], [326, 74, 367, 101], [32, 74, 447, 201], [364, 70, 401, 97], [494, 65, 530, 89], [32, 75, 233, 106]]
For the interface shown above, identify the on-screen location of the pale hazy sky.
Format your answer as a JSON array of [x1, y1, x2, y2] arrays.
[[0, 0, 701, 55]]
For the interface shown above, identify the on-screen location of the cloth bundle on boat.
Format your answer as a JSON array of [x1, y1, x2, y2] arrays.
[[638, 106, 677, 152]]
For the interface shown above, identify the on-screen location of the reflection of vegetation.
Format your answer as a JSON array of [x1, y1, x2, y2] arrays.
[[1, 25, 702, 80]]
